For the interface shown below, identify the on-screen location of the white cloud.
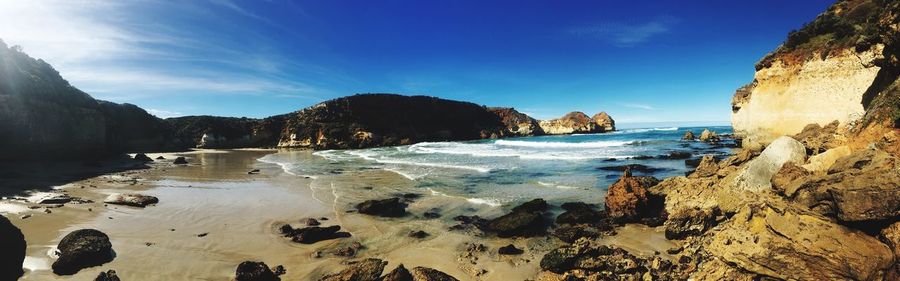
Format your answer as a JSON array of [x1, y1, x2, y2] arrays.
[[618, 103, 655, 110], [146, 108, 183, 118], [568, 17, 677, 47]]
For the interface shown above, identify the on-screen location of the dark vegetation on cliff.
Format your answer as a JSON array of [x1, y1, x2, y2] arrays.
[[279, 94, 510, 149], [165, 114, 287, 149]]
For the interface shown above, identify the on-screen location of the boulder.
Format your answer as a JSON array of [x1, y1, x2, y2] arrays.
[[705, 203, 894, 280], [302, 218, 320, 226], [881, 221, 900, 259], [381, 264, 413, 281], [793, 121, 842, 155], [555, 202, 606, 225], [486, 199, 548, 237], [604, 170, 663, 223], [0, 215, 25, 280], [281, 225, 350, 244], [682, 131, 696, 140], [408, 230, 429, 239], [698, 129, 720, 143], [95, 270, 120, 281], [770, 162, 811, 196], [133, 153, 153, 162], [592, 111, 616, 132], [410, 267, 459, 281], [103, 193, 159, 207], [732, 136, 806, 192], [319, 258, 386, 281], [356, 198, 407, 217], [688, 155, 719, 178], [52, 229, 115, 275], [552, 225, 603, 243], [498, 244, 524, 255], [664, 207, 720, 240], [538, 112, 601, 135], [235, 261, 280, 281], [173, 157, 188, 165], [802, 145, 852, 172]]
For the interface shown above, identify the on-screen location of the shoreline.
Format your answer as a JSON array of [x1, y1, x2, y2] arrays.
[[3, 148, 677, 280]]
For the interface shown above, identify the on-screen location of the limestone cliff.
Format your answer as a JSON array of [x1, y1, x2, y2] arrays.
[[732, 0, 900, 148], [164, 115, 286, 149], [539, 111, 615, 135], [487, 107, 544, 136]]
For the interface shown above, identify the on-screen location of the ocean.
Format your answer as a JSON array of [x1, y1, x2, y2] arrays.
[[258, 126, 735, 212]]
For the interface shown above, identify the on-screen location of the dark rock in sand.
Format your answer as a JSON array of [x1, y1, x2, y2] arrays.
[[498, 244, 524, 255], [410, 266, 460, 281], [95, 270, 120, 281], [282, 225, 351, 244], [103, 193, 159, 207], [556, 202, 606, 225], [356, 198, 408, 217], [596, 164, 665, 174], [156, 156, 165, 160], [486, 199, 548, 237], [319, 258, 386, 281], [553, 225, 603, 243], [235, 261, 280, 281], [133, 153, 153, 162], [449, 215, 488, 233], [381, 264, 414, 281], [173, 157, 188, 165], [248, 169, 261, 174], [302, 218, 320, 226], [1, 215, 25, 280], [540, 242, 678, 279], [52, 229, 115, 275], [423, 212, 441, 219], [409, 230, 429, 239]]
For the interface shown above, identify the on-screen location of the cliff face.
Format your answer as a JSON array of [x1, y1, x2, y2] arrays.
[[539, 111, 615, 135], [487, 107, 544, 136], [0, 41, 171, 160], [278, 94, 510, 149], [164, 115, 286, 149], [733, 0, 900, 148]]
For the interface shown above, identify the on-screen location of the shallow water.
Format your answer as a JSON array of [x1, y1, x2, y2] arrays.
[[260, 126, 735, 211]]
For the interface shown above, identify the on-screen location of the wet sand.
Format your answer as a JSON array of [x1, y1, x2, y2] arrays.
[[3, 149, 675, 280]]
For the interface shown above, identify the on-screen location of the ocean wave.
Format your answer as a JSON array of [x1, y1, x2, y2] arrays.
[[346, 150, 492, 173], [428, 188, 502, 207], [537, 181, 582, 189], [620, 127, 679, 133], [494, 139, 632, 148], [408, 142, 636, 160]]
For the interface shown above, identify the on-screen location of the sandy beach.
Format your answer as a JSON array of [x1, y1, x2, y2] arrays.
[[2, 149, 675, 281]]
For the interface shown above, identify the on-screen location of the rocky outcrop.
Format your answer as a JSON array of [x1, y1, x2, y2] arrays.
[[486, 199, 548, 237], [705, 203, 894, 280], [487, 107, 544, 136], [0, 215, 25, 280], [319, 258, 386, 281], [539, 112, 606, 135], [538, 239, 683, 280], [698, 129, 720, 143], [165, 114, 287, 149], [409, 267, 459, 281], [689, 155, 719, 178], [279, 94, 510, 149], [604, 170, 663, 224], [732, 136, 806, 192], [592, 111, 616, 132], [52, 229, 115, 275]]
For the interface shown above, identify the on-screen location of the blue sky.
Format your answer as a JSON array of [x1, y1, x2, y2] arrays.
[[0, 0, 832, 123]]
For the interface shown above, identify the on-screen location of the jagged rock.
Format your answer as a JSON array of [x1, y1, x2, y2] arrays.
[[780, 147, 900, 222], [52, 229, 115, 275], [486, 199, 548, 237], [410, 267, 459, 281], [604, 170, 663, 223], [552, 225, 603, 243], [319, 258, 386, 281], [155, 156, 165, 160], [732, 136, 806, 192], [235, 261, 280, 281], [664, 207, 720, 240], [682, 131, 696, 140], [802, 145, 852, 172], [539, 240, 679, 279], [689, 155, 719, 178], [173, 157, 188, 165], [770, 162, 811, 195], [356, 198, 407, 217], [698, 129, 720, 143], [0, 215, 25, 280], [381, 264, 413, 281], [718, 149, 757, 168], [705, 203, 894, 280], [592, 111, 616, 132], [487, 107, 544, 136], [133, 153, 153, 162], [95, 270, 120, 281], [103, 193, 159, 207], [302, 218, 320, 226], [596, 164, 666, 174], [882, 221, 900, 259], [280, 225, 350, 244], [794, 121, 843, 154], [498, 244, 524, 255], [539, 112, 602, 135]]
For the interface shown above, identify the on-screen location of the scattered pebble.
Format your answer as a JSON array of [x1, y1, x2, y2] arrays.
[[197, 232, 208, 237], [20, 214, 31, 220]]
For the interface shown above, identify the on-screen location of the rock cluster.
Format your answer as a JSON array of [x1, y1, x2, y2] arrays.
[[538, 111, 615, 135]]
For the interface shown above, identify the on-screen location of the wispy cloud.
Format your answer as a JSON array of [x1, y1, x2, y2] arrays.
[[146, 108, 183, 118], [567, 17, 677, 47], [618, 103, 655, 110]]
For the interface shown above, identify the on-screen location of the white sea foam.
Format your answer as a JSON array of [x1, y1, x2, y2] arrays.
[[537, 181, 582, 189], [427, 188, 502, 207], [494, 140, 632, 148], [346, 150, 492, 173]]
